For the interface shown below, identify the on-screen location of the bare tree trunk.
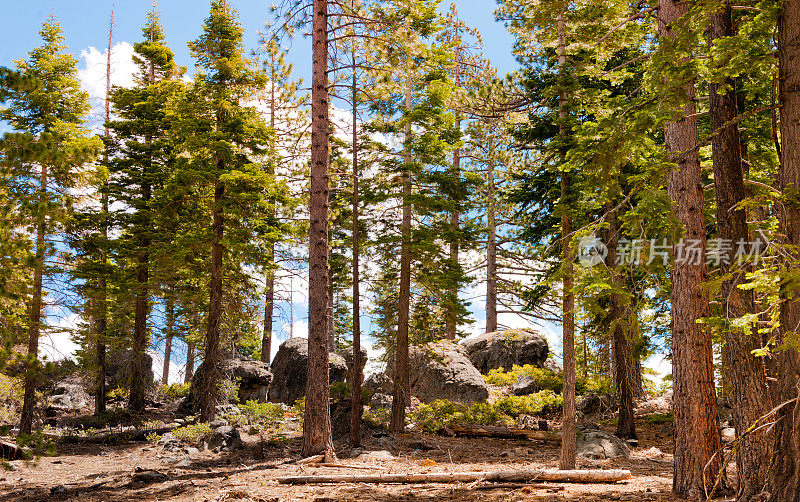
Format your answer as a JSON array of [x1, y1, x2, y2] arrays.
[[302, 0, 334, 459], [557, 7, 576, 471], [391, 78, 413, 433], [95, 8, 114, 416], [707, 4, 772, 499], [768, 1, 800, 499], [162, 293, 175, 385], [262, 272, 274, 364], [128, 186, 151, 412], [605, 211, 637, 441], [349, 37, 363, 448], [445, 126, 461, 341], [200, 178, 225, 422], [19, 165, 48, 436], [184, 340, 195, 384], [659, 1, 725, 497], [262, 66, 278, 366], [129, 44, 157, 414], [486, 159, 497, 334]]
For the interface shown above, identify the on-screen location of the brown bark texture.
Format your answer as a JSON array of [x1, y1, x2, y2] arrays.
[[658, 0, 725, 497], [302, 0, 335, 459], [768, 0, 800, 499]]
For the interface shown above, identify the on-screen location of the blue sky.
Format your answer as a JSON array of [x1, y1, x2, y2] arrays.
[[0, 1, 520, 81], [0, 1, 672, 383]]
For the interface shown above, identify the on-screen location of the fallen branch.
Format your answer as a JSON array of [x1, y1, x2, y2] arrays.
[[295, 454, 325, 465], [450, 424, 561, 441], [277, 468, 632, 485], [313, 463, 386, 470]]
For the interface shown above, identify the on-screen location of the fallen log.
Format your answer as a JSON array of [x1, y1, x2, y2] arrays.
[[277, 468, 632, 485], [450, 424, 561, 441], [45, 426, 176, 444], [0, 439, 23, 461]]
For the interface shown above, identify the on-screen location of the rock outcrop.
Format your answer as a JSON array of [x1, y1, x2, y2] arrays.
[[461, 329, 549, 373], [406, 341, 489, 404], [268, 338, 348, 405], [181, 352, 272, 413]]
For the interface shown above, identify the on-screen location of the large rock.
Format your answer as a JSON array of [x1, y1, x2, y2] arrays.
[[363, 372, 392, 395], [47, 381, 90, 411], [461, 329, 549, 373], [337, 344, 368, 383], [577, 430, 631, 459], [105, 349, 154, 392], [268, 338, 348, 405], [182, 351, 272, 413], [407, 341, 489, 404], [511, 376, 539, 396]]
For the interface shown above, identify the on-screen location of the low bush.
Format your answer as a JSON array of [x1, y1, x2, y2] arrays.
[[157, 382, 191, 400], [576, 375, 614, 395], [410, 390, 563, 432], [483, 364, 563, 392], [159, 423, 213, 445]]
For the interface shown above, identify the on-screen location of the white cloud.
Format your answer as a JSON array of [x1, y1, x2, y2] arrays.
[[78, 41, 137, 101], [39, 314, 82, 362], [149, 350, 185, 385]]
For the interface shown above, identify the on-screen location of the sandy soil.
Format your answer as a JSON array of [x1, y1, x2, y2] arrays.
[[0, 416, 700, 502]]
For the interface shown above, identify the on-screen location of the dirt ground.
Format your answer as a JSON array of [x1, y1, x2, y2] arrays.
[[0, 416, 705, 502]]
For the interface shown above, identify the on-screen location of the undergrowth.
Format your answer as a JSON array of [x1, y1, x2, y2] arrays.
[[410, 390, 563, 432]]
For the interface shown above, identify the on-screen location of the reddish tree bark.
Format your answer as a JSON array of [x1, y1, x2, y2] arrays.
[[768, 1, 800, 499], [391, 78, 413, 433], [302, 0, 335, 459], [659, 0, 725, 497], [707, 3, 772, 499]]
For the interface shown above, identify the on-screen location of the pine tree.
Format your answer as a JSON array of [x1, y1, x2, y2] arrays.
[[179, 0, 276, 423], [106, 9, 181, 412], [0, 17, 100, 434]]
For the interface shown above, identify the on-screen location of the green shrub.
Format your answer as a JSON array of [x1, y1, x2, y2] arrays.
[[157, 383, 191, 400], [643, 412, 673, 424], [107, 387, 128, 400], [410, 391, 562, 432], [494, 390, 563, 417], [169, 423, 213, 444], [220, 378, 240, 404], [239, 400, 285, 427], [0, 373, 22, 425], [329, 381, 351, 400], [291, 397, 305, 419], [483, 364, 563, 392], [363, 407, 391, 429], [576, 375, 614, 395]]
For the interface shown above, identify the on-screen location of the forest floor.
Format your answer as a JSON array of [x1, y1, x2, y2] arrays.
[[0, 411, 713, 502]]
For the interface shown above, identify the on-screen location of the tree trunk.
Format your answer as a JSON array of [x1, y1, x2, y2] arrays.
[[162, 293, 175, 385], [200, 178, 225, 423], [605, 210, 637, 441], [486, 159, 498, 334], [445, 127, 461, 341], [707, 4, 772, 499], [391, 77, 413, 433], [128, 185, 151, 412], [95, 8, 113, 416], [19, 164, 48, 436], [349, 39, 362, 448], [262, 60, 278, 366], [302, 0, 334, 459], [557, 7, 577, 471], [262, 266, 274, 364], [658, 1, 725, 497], [184, 341, 195, 384], [768, 1, 800, 499]]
